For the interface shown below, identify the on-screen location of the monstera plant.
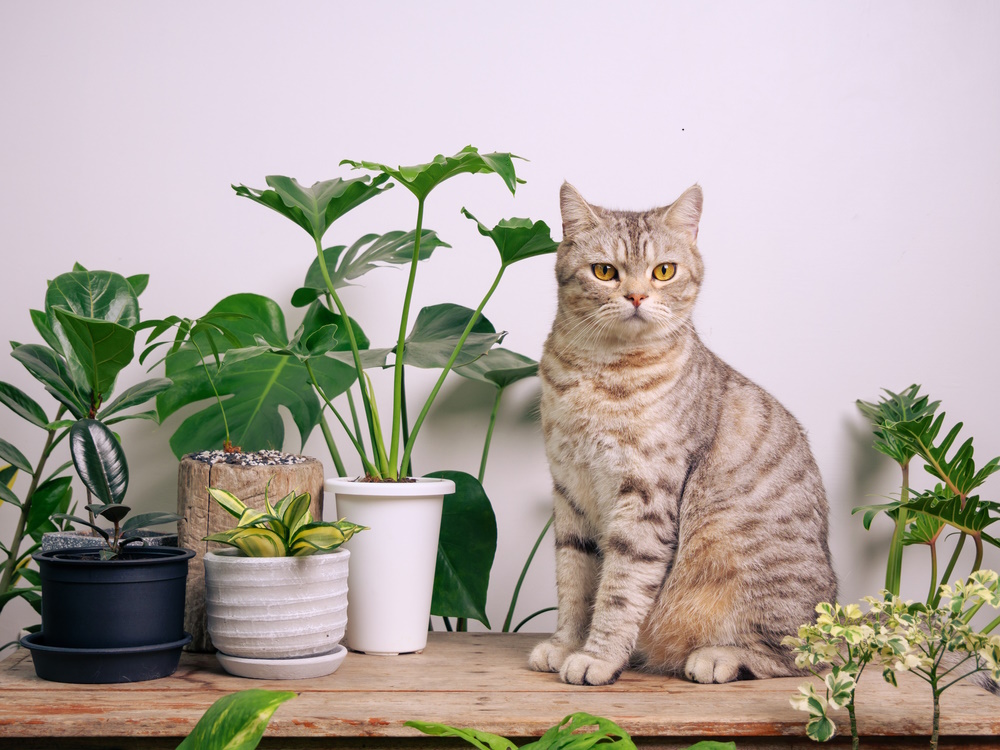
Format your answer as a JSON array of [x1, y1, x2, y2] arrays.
[[153, 147, 558, 632], [0, 265, 171, 642]]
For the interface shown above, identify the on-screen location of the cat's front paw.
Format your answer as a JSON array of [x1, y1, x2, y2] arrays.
[[529, 639, 576, 673], [684, 647, 742, 684], [560, 651, 625, 686]]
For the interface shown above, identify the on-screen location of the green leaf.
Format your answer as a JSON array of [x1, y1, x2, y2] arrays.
[[208, 487, 249, 519], [94, 504, 131, 524], [427, 470, 497, 627], [0, 438, 32, 474], [902, 511, 945, 546], [176, 688, 296, 750], [97, 378, 172, 420], [292, 230, 449, 306], [343, 146, 524, 201], [461, 209, 559, 267], [11, 344, 87, 418], [45, 269, 140, 327], [26, 476, 72, 539], [126, 274, 149, 296], [229, 527, 288, 557], [0, 470, 19, 507], [122, 511, 181, 532], [856, 385, 939, 466], [0, 381, 48, 427], [452, 347, 538, 390], [405, 721, 517, 750], [851, 499, 905, 530], [520, 713, 636, 750], [29, 308, 63, 353], [69, 419, 128, 505], [903, 487, 1000, 537], [233, 174, 391, 243], [51, 308, 136, 399], [299, 301, 370, 351], [156, 294, 323, 458], [806, 715, 836, 742]]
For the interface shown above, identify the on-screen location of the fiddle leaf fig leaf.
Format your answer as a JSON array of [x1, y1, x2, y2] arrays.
[[69, 419, 128, 506], [342, 146, 524, 201], [51, 308, 136, 399], [427, 470, 497, 627], [453, 347, 538, 390], [292, 230, 450, 305], [45, 269, 140, 328], [125, 274, 149, 297], [461, 209, 559, 267], [233, 174, 391, 243]]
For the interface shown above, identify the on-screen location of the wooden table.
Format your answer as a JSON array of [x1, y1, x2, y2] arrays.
[[0, 633, 997, 749]]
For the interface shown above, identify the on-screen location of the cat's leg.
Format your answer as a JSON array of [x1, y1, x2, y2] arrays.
[[684, 643, 800, 684], [528, 482, 599, 673], [559, 479, 678, 686]]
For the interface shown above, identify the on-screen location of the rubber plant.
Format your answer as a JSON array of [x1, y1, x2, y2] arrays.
[[152, 147, 557, 629], [0, 265, 171, 639]]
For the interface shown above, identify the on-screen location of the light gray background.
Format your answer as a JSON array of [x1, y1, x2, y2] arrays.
[[1, 1, 998, 644]]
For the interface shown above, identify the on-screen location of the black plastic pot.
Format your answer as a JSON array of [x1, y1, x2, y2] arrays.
[[23, 546, 195, 683]]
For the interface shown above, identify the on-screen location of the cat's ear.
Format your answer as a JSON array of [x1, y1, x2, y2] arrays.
[[659, 184, 703, 242], [560, 182, 602, 237]]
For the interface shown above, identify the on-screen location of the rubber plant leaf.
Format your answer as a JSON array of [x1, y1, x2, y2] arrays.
[[232, 173, 391, 243], [461, 209, 559, 267], [175, 688, 296, 750], [342, 146, 524, 201], [0, 381, 48, 428], [452, 347, 538, 390], [51, 308, 135, 400], [292, 230, 450, 305], [69, 419, 128, 506], [156, 294, 325, 459], [11, 344, 87, 418], [427, 470, 497, 627]]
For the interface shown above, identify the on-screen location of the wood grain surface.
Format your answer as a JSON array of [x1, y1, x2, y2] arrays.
[[1, 632, 998, 748]]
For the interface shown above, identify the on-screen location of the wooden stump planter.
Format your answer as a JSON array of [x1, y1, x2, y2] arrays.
[[177, 452, 324, 652]]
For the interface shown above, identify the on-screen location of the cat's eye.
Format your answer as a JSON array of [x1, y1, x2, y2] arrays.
[[653, 263, 677, 281], [592, 264, 617, 281]]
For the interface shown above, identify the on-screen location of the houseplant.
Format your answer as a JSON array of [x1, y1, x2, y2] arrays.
[[0, 264, 172, 645], [201, 483, 364, 678], [19, 419, 191, 683]]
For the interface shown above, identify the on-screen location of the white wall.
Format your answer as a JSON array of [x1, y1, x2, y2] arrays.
[[1, 1, 999, 643]]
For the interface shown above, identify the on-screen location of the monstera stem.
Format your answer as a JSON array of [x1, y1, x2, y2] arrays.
[[479, 388, 504, 484], [319, 415, 346, 477], [305, 362, 378, 478], [191, 339, 230, 449]]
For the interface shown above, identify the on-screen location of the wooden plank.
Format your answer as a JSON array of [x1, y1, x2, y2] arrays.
[[0, 633, 997, 745]]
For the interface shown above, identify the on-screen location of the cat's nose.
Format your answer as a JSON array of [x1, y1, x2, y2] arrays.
[[626, 293, 648, 308]]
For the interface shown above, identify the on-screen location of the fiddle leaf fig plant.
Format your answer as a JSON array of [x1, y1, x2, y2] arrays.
[[203, 485, 365, 557], [52, 419, 180, 560]]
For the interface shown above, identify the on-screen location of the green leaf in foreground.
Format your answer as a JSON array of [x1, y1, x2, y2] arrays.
[[461, 209, 559, 268], [176, 689, 296, 750], [427, 470, 497, 628], [69, 419, 128, 506]]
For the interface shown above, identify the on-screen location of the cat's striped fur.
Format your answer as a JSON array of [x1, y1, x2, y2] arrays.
[[529, 183, 837, 686]]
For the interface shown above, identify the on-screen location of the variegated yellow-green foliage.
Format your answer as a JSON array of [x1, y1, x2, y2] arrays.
[[785, 570, 1000, 749], [203, 485, 365, 557]]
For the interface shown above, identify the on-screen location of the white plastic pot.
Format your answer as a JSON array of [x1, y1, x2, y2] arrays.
[[325, 477, 455, 655], [203, 548, 349, 661]]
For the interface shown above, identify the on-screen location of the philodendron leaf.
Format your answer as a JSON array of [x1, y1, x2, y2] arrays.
[[291, 230, 450, 306], [461, 209, 559, 268], [69, 419, 128, 505], [156, 294, 328, 458], [10, 344, 87, 418], [521, 713, 637, 750], [343, 146, 524, 201], [233, 173, 391, 243], [52, 308, 136, 399], [903, 511, 945, 546], [0, 381, 48, 427], [427, 470, 497, 627], [453, 347, 538, 390], [176, 688, 296, 750]]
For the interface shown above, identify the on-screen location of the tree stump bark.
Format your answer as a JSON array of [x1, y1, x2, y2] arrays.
[[177, 456, 325, 652]]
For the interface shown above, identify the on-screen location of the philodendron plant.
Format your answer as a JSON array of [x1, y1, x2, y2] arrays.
[[0, 265, 171, 629], [52, 419, 180, 559], [204, 485, 365, 557], [152, 147, 559, 628]]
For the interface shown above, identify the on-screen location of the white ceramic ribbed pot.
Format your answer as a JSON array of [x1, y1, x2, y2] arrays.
[[203, 547, 349, 673], [325, 477, 455, 655]]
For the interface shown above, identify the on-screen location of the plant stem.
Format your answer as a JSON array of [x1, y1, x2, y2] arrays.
[[401, 265, 506, 475], [319, 415, 346, 477], [886, 462, 909, 596], [847, 702, 859, 750], [457, 617, 467, 632], [305, 362, 378, 477], [389, 199, 426, 479], [346, 389, 364, 449], [401, 366, 412, 477], [0, 407, 66, 600], [927, 540, 938, 606], [191, 339, 230, 447], [478, 388, 504, 484], [503, 513, 554, 632], [314, 235, 380, 477], [931, 690, 940, 750], [971, 532, 983, 576], [935, 533, 968, 606], [980, 611, 1000, 634], [513, 607, 558, 632]]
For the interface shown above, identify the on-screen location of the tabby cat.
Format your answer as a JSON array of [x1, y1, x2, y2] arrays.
[[529, 183, 837, 686]]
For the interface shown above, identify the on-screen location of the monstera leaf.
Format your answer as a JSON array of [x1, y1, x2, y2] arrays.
[[233, 174, 391, 243], [453, 347, 538, 390], [427, 470, 497, 627], [291, 230, 450, 307], [342, 146, 523, 201], [157, 294, 356, 458], [460, 209, 559, 268]]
